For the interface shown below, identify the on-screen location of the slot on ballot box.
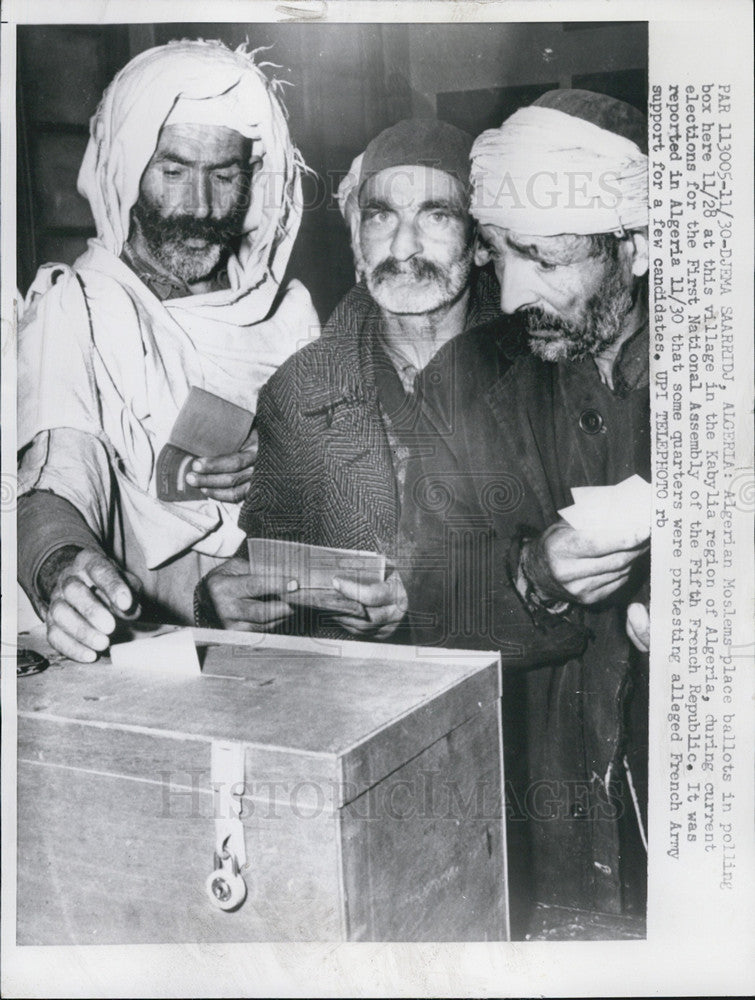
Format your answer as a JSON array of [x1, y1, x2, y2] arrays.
[[17, 628, 509, 943]]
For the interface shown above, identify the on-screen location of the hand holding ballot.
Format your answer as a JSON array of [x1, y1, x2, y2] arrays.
[[184, 428, 259, 504], [202, 555, 297, 631], [202, 540, 403, 637], [42, 547, 141, 662], [330, 571, 408, 639], [157, 387, 256, 504], [521, 476, 651, 607]]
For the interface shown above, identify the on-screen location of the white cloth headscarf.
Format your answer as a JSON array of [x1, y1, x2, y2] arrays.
[[470, 105, 648, 236], [78, 38, 304, 318]]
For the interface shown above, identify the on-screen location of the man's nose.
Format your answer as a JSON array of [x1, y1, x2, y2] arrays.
[[390, 216, 421, 261], [188, 171, 211, 218], [498, 256, 537, 315]]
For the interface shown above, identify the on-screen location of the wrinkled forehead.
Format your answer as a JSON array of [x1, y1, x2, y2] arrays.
[[480, 223, 596, 264], [358, 164, 467, 211], [150, 123, 253, 166]]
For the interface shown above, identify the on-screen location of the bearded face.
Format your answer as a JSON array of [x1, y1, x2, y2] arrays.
[[478, 224, 638, 362], [131, 197, 247, 284], [519, 250, 634, 362], [130, 123, 252, 285], [356, 165, 474, 316]]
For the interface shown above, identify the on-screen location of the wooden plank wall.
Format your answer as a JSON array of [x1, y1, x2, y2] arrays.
[[16, 26, 132, 292]]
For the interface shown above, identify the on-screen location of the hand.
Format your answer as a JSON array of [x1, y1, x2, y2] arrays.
[[527, 521, 649, 606], [44, 548, 140, 663], [203, 555, 297, 631], [626, 602, 650, 653], [330, 570, 408, 639], [185, 429, 258, 503]]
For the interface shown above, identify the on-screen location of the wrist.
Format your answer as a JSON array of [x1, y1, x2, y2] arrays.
[[519, 537, 572, 613], [37, 545, 83, 605]]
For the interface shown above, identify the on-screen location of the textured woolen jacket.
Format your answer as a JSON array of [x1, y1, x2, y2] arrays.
[[195, 269, 502, 634], [197, 268, 583, 663]]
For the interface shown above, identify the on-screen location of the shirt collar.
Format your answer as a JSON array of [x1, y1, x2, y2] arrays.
[[611, 319, 649, 398]]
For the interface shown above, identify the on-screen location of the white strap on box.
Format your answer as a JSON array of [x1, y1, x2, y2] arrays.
[[211, 740, 247, 867]]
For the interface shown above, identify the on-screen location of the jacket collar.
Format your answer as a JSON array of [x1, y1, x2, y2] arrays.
[[300, 267, 502, 413], [612, 320, 649, 398]]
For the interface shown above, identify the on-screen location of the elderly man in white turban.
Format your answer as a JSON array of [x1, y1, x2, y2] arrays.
[[401, 90, 651, 930], [17, 40, 319, 662]]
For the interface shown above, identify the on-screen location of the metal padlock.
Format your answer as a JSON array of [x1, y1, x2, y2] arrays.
[[205, 850, 247, 912]]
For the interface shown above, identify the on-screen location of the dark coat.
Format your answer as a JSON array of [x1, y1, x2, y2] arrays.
[[401, 318, 650, 921], [227, 270, 522, 640], [194, 271, 504, 632]]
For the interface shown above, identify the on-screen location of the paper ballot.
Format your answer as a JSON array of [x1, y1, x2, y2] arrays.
[[156, 387, 254, 502], [110, 628, 202, 677], [557, 474, 652, 540], [247, 538, 387, 619]]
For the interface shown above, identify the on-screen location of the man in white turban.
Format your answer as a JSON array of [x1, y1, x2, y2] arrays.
[[17, 39, 319, 662], [401, 90, 651, 930]]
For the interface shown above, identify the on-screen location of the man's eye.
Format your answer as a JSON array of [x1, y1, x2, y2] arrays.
[[537, 259, 558, 272], [426, 210, 449, 224], [162, 167, 185, 179], [213, 171, 238, 185], [363, 209, 389, 223]]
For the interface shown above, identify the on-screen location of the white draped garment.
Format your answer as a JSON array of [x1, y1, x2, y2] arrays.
[[18, 40, 319, 619]]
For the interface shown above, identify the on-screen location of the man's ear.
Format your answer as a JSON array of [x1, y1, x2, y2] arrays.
[[625, 228, 649, 278], [474, 233, 491, 267]]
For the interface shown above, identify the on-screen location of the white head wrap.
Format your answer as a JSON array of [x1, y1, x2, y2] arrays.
[[78, 39, 305, 295], [470, 105, 648, 237], [336, 152, 364, 255]]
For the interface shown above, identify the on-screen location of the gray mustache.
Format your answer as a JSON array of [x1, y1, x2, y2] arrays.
[[371, 257, 446, 283]]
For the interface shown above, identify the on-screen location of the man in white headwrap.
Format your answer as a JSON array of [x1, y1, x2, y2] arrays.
[[17, 40, 319, 662], [401, 90, 650, 929]]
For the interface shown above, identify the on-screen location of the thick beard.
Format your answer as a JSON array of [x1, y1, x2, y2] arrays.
[[524, 260, 634, 363], [131, 199, 245, 284], [363, 247, 473, 315]]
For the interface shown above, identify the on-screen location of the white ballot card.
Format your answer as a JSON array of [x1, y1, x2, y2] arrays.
[[559, 475, 652, 538]]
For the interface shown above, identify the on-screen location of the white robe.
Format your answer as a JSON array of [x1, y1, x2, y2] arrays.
[[18, 246, 318, 619]]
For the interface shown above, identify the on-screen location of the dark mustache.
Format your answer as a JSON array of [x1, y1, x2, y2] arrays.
[[134, 200, 245, 247], [157, 214, 243, 245], [518, 306, 573, 335], [371, 257, 445, 283]]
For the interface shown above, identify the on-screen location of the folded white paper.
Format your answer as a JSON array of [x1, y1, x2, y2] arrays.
[[558, 475, 651, 540], [110, 628, 202, 677]]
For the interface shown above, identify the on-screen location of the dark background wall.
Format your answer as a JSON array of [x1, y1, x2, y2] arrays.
[[17, 21, 648, 321]]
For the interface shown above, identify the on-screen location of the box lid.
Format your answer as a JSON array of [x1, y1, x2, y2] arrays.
[[17, 628, 500, 806]]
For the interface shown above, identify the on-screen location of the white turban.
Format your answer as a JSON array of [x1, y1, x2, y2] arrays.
[[470, 105, 648, 237], [78, 39, 304, 292]]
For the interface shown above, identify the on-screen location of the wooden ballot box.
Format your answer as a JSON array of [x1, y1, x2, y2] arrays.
[[16, 629, 508, 943]]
